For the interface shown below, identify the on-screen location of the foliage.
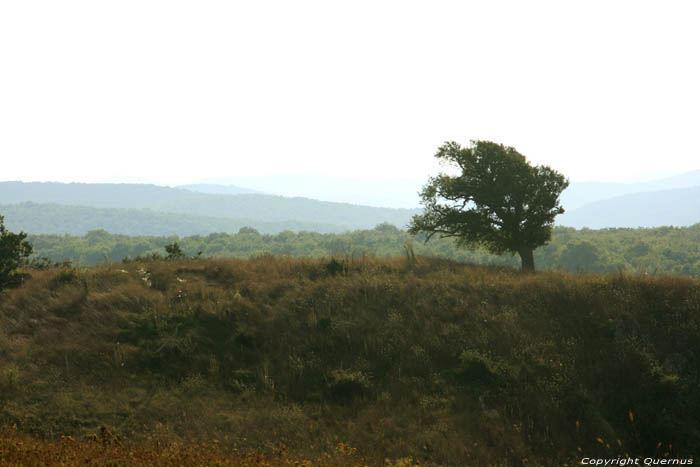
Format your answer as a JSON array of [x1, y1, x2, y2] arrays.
[[16, 222, 700, 278], [409, 141, 569, 272], [0, 256, 699, 464], [165, 242, 185, 260], [0, 215, 33, 290]]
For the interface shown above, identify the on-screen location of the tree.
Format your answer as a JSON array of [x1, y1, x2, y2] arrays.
[[408, 140, 568, 272], [560, 241, 604, 273], [164, 241, 185, 260], [0, 215, 33, 289]]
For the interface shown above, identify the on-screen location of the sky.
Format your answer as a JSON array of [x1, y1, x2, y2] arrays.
[[1, 1, 699, 187]]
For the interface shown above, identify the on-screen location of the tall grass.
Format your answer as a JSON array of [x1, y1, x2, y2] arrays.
[[0, 256, 698, 465]]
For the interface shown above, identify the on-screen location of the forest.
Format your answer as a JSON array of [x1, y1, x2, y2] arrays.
[[24, 222, 700, 278]]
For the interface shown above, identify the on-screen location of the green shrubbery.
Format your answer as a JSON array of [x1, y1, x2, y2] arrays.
[[0, 215, 33, 290], [24, 223, 700, 278]]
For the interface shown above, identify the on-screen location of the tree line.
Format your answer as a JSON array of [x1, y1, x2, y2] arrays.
[[17, 223, 700, 277]]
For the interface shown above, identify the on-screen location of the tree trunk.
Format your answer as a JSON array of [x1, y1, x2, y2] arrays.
[[519, 247, 535, 273]]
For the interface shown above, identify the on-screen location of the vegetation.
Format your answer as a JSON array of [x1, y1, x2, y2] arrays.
[[409, 141, 568, 272], [0, 425, 374, 466], [0, 215, 33, 290], [20, 222, 700, 278], [0, 256, 698, 465], [0, 202, 348, 236]]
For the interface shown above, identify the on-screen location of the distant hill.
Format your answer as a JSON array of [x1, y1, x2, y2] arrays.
[[0, 202, 347, 236], [558, 185, 700, 228], [177, 183, 262, 196], [197, 175, 425, 208], [0, 182, 418, 233], [561, 169, 700, 211], [5, 170, 700, 233], [193, 171, 700, 212], [559, 182, 631, 212]]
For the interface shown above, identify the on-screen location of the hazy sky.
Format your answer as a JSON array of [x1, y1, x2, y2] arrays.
[[1, 1, 698, 185]]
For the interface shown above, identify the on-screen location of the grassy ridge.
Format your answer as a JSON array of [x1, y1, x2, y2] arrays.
[[1, 257, 699, 465]]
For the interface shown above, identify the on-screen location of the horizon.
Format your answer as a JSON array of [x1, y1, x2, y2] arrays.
[[3, 167, 700, 212]]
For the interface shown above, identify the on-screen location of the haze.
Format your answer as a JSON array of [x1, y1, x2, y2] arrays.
[[1, 1, 699, 190]]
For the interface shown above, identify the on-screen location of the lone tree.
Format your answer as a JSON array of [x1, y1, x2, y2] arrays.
[[0, 215, 33, 289], [409, 140, 568, 272], [164, 241, 185, 260]]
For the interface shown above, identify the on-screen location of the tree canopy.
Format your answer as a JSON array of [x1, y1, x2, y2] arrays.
[[409, 140, 569, 272], [0, 214, 33, 289]]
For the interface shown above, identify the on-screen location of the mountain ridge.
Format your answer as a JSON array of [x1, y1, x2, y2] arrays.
[[0, 181, 418, 233], [558, 184, 700, 228], [0, 201, 349, 236]]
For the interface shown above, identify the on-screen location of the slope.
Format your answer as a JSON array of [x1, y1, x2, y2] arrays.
[[0, 202, 345, 236], [1, 257, 698, 464], [0, 182, 418, 230], [558, 185, 700, 228]]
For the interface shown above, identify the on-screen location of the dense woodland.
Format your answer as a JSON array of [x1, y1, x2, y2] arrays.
[[1, 202, 344, 235], [25, 223, 700, 277]]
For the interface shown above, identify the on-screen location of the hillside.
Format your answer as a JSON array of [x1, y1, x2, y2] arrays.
[[0, 202, 346, 236], [0, 182, 419, 231], [560, 170, 700, 212], [5, 177, 700, 234], [1, 257, 698, 465], [196, 175, 426, 209], [177, 183, 262, 196], [193, 170, 700, 212], [558, 186, 700, 228]]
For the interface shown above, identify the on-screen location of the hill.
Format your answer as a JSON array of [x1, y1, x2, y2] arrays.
[[0, 182, 419, 231], [177, 183, 262, 196], [194, 170, 700, 212], [558, 186, 700, 228], [1, 257, 698, 464], [196, 175, 425, 208], [0, 202, 346, 236], [557, 169, 700, 228]]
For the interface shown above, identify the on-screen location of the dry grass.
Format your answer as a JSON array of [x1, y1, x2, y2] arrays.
[[0, 256, 699, 465], [0, 425, 378, 466]]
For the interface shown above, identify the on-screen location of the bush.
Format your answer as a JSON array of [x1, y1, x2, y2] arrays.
[[0, 215, 33, 290]]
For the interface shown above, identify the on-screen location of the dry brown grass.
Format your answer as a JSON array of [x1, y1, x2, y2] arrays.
[[0, 425, 381, 466], [0, 256, 699, 465]]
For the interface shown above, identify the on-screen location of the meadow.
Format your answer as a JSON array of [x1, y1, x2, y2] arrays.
[[1, 255, 698, 465]]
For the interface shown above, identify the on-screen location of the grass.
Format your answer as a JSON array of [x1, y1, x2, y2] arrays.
[[0, 255, 699, 465]]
